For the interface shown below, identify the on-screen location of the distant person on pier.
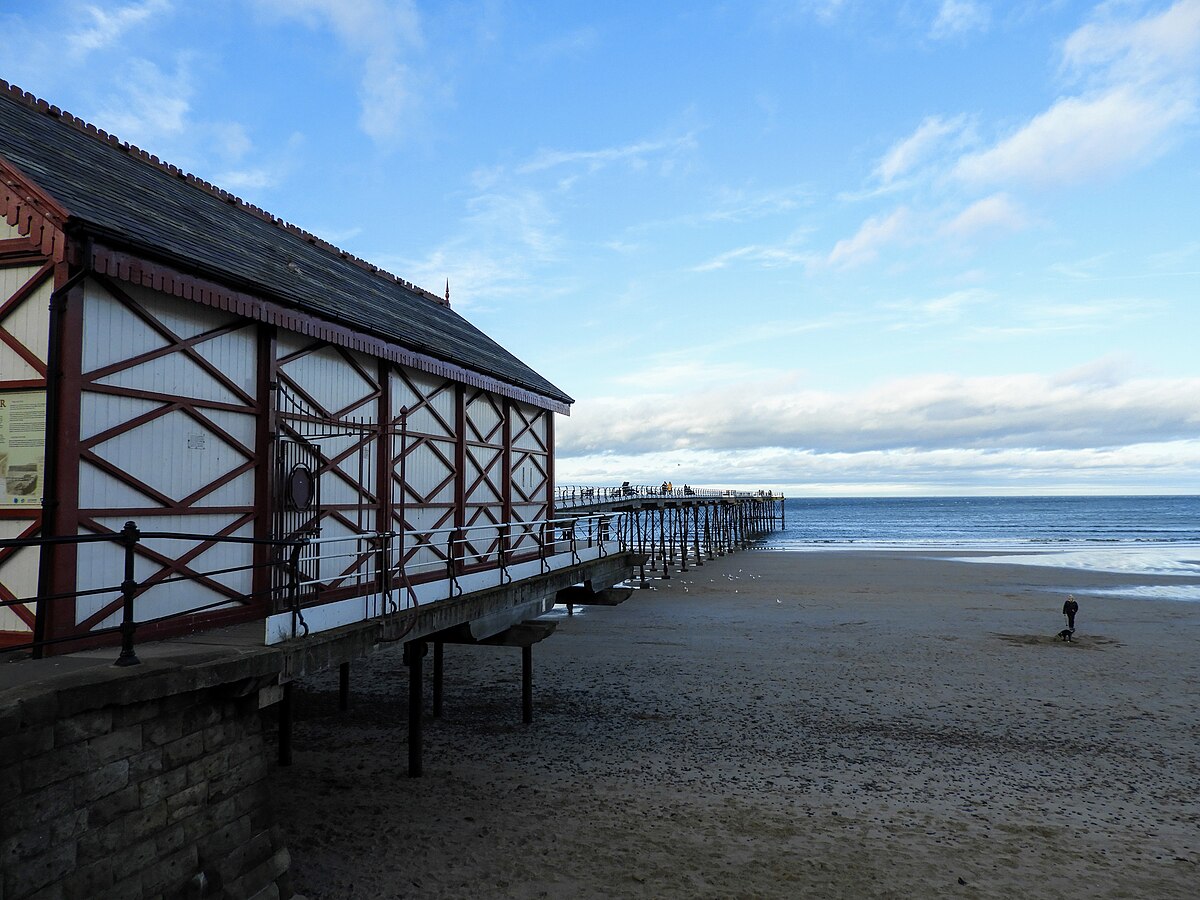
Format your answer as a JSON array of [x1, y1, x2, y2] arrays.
[[661, 481, 669, 494], [1063, 595, 1079, 631]]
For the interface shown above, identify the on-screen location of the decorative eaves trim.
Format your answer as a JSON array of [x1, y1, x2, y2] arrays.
[[0, 158, 69, 262], [88, 241, 572, 416]]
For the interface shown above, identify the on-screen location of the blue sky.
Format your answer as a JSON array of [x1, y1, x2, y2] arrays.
[[4, 1, 1199, 495]]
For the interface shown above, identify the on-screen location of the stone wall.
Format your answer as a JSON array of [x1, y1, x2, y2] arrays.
[[1, 660, 292, 900]]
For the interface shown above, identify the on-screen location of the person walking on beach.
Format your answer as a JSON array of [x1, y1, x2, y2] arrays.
[[1063, 595, 1079, 630]]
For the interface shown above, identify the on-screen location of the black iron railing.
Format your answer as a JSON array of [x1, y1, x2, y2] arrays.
[[0, 524, 305, 665], [555, 483, 780, 508], [0, 512, 623, 664]]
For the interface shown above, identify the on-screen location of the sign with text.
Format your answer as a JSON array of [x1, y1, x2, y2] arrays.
[[0, 391, 47, 507]]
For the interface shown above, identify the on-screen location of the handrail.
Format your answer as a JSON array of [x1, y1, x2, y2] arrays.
[[0, 524, 307, 664], [554, 483, 780, 508], [0, 509, 630, 664]]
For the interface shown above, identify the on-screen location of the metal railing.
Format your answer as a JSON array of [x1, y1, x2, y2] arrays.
[[0, 522, 304, 665], [555, 483, 780, 509], [0, 512, 621, 665]]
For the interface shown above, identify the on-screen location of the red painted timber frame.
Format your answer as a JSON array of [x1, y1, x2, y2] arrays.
[[1, 158, 566, 649]]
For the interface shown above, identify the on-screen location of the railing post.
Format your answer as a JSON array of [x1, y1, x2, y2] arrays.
[[447, 529, 462, 597], [114, 520, 141, 667], [539, 522, 550, 573]]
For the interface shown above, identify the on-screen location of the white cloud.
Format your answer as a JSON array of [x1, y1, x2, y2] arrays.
[[66, 0, 170, 60], [954, 1, 1200, 188], [96, 57, 192, 147], [826, 207, 911, 268], [883, 288, 991, 327], [254, 0, 426, 144], [953, 85, 1192, 187], [557, 364, 1200, 458], [875, 115, 966, 184], [692, 235, 814, 272], [942, 193, 1027, 238], [556, 440, 1200, 494], [395, 130, 702, 303], [517, 134, 698, 176], [929, 0, 990, 41], [1061, 0, 1200, 86]]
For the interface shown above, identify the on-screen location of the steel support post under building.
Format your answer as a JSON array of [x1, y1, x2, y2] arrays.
[[405, 640, 426, 777], [522, 645, 533, 724]]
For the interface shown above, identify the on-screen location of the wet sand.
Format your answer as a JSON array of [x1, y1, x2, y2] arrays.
[[273, 550, 1200, 899]]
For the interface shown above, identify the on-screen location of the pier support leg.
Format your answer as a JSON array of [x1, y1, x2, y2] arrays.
[[338, 661, 350, 712], [658, 507, 670, 579], [278, 682, 293, 767], [679, 507, 688, 573], [522, 645, 533, 725], [432, 641, 444, 719], [405, 640, 426, 777]]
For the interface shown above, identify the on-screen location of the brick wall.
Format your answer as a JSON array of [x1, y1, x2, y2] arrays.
[[1, 673, 291, 900]]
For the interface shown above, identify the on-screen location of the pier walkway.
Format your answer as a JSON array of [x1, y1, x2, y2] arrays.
[[555, 484, 784, 581]]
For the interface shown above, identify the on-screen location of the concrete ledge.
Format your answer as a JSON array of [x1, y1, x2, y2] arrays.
[[2, 551, 645, 723]]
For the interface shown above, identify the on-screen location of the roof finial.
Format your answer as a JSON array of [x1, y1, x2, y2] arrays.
[[445, 278, 450, 305]]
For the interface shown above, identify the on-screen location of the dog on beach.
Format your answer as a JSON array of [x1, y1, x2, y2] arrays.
[[1057, 628, 1075, 642]]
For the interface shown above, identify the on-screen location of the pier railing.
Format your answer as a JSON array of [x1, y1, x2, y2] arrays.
[[551, 484, 786, 581], [1, 488, 784, 662], [555, 483, 780, 509], [0, 513, 621, 662]]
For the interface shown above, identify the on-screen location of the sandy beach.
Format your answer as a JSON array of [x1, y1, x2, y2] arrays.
[[272, 549, 1200, 899]]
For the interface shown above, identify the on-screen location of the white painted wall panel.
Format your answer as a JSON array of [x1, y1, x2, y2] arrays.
[[83, 282, 258, 404], [190, 328, 257, 400], [279, 344, 376, 421], [391, 368, 455, 438], [95, 354, 245, 406], [89, 410, 251, 502], [194, 470, 256, 508], [401, 439, 456, 504], [75, 516, 255, 628], [0, 537, 39, 633], [79, 394, 165, 442], [512, 404, 547, 451], [122, 283, 236, 341], [0, 265, 37, 304], [307, 516, 374, 585], [0, 606, 30, 633], [81, 282, 169, 373], [398, 505, 448, 578], [333, 438, 376, 497], [510, 452, 547, 496], [78, 460, 162, 509], [0, 266, 51, 365], [465, 394, 501, 437], [0, 343, 39, 381], [202, 408, 257, 452], [465, 446, 502, 505], [1, 220, 23, 239]]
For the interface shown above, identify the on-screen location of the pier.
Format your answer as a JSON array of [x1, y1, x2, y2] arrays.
[[556, 484, 784, 581], [0, 485, 783, 900]]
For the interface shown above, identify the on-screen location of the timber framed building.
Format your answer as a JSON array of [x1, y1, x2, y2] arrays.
[[0, 81, 584, 652]]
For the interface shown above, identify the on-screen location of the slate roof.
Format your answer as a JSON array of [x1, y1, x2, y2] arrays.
[[0, 82, 571, 407]]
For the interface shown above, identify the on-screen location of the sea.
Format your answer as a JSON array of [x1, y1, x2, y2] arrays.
[[760, 495, 1200, 601]]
